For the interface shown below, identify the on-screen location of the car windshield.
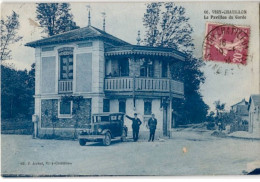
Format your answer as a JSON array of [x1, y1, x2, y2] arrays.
[[110, 114, 124, 121], [93, 116, 109, 123], [110, 115, 117, 121], [118, 115, 123, 121]]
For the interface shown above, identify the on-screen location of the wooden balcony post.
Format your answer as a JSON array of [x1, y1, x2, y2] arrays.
[[169, 78, 173, 133], [133, 75, 136, 109]]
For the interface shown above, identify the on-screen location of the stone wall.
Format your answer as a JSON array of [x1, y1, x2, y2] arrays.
[[41, 99, 91, 129]]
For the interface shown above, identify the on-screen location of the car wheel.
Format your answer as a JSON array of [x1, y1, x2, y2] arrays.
[[121, 129, 127, 142], [79, 139, 86, 146], [103, 132, 111, 146]]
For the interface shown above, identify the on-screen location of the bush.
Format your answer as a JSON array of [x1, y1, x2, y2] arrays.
[[211, 131, 226, 137], [1, 118, 33, 135], [207, 122, 216, 130]]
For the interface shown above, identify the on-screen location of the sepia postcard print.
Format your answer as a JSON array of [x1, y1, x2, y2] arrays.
[[1, 1, 260, 176]]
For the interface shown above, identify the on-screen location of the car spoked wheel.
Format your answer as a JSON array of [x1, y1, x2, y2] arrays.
[[121, 129, 127, 142], [79, 139, 86, 146], [103, 132, 111, 146]]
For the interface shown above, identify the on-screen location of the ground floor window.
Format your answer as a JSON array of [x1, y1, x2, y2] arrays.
[[144, 100, 152, 115], [119, 99, 126, 113], [103, 99, 110, 112], [58, 100, 73, 118]]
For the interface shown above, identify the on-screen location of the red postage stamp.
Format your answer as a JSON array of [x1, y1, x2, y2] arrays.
[[203, 22, 250, 65]]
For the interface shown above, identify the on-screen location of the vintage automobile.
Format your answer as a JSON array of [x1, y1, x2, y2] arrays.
[[78, 113, 128, 146]]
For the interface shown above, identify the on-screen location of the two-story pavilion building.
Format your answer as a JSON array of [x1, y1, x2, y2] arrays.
[[26, 22, 186, 139]]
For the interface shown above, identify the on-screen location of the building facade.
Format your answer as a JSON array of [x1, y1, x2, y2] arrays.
[[248, 94, 260, 134], [26, 25, 186, 139], [230, 98, 249, 122]]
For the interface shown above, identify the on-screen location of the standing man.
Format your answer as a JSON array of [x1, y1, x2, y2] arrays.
[[126, 113, 142, 142], [148, 113, 157, 142]]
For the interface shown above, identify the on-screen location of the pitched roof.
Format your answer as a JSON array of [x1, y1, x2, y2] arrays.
[[231, 99, 248, 107], [105, 45, 186, 60], [249, 94, 260, 108], [25, 25, 130, 48], [25, 25, 187, 60]]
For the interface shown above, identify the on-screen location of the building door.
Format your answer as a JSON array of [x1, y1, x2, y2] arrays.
[[163, 105, 168, 136]]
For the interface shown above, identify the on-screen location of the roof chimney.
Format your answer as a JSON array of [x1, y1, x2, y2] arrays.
[[101, 12, 106, 32]]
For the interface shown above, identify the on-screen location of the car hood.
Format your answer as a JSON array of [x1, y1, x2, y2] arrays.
[[81, 122, 110, 132]]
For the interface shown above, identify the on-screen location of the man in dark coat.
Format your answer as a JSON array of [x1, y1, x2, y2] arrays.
[[126, 113, 142, 142], [148, 113, 157, 142]]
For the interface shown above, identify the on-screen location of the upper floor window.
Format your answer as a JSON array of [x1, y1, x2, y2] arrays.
[[58, 47, 74, 80], [60, 55, 73, 80], [140, 58, 154, 77]]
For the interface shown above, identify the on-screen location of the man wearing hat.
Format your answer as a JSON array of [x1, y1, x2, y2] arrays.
[[126, 113, 142, 142], [148, 113, 157, 142]]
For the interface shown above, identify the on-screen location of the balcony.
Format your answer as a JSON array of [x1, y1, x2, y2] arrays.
[[104, 77, 184, 97], [58, 80, 73, 93]]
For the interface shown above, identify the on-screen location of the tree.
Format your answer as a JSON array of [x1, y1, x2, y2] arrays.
[[0, 11, 22, 61], [143, 3, 162, 47], [1, 63, 34, 119], [143, 2, 208, 124], [36, 3, 79, 37], [214, 100, 226, 116], [207, 111, 215, 122], [213, 100, 226, 130], [143, 2, 194, 54]]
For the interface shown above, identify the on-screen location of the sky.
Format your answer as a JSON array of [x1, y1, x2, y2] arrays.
[[1, 1, 259, 111]]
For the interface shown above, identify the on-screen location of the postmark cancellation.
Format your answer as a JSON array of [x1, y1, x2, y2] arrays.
[[203, 22, 250, 65]]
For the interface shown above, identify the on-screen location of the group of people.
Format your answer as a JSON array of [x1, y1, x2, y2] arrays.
[[126, 113, 157, 142]]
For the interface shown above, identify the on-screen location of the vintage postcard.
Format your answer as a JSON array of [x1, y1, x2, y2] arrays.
[[1, 0, 260, 177]]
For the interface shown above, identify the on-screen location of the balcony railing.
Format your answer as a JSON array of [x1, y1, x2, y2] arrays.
[[58, 80, 73, 93], [104, 77, 184, 95]]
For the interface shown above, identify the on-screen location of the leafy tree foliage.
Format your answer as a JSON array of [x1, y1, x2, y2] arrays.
[[143, 2, 194, 54], [143, 2, 209, 124], [214, 100, 226, 116], [0, 11, 22, 61], [36, 3, 79, 36], [1, 64, 35, 119], [143, 3, 161, 47]]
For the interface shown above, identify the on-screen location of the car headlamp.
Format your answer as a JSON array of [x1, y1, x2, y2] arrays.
[[98, 128, 102, 133]]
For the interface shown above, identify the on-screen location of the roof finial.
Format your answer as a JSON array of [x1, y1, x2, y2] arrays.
[[86, 5, 91, 26], [136, 30, 141, 45], [101, 12, 106, 32]]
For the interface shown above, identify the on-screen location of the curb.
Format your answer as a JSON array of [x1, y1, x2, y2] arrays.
[[227, 135, 260, 141]]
